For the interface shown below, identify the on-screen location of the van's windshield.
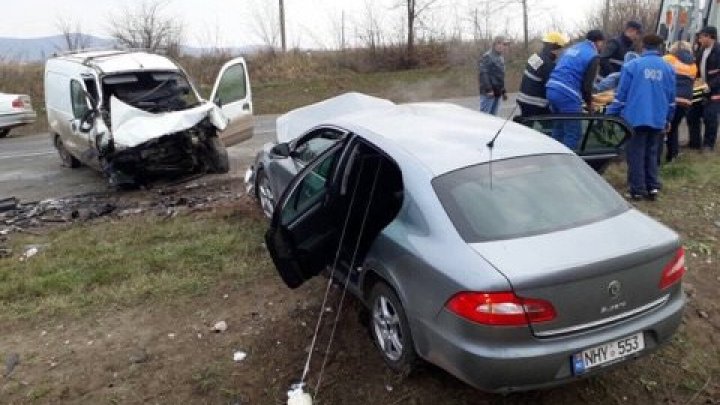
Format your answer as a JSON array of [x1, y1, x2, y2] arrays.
[[102, 71, 199, 114]]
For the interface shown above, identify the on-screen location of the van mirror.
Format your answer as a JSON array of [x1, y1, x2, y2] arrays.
[[79, 109, 96, 133], [213, 96, 223, 108]]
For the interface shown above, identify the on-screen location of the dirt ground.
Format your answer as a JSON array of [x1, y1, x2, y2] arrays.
[[1, 172, 719, 405]]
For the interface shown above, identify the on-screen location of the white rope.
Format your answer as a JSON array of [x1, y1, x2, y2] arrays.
[[299, 153, 365, 385], [313, 159, 382, 398]]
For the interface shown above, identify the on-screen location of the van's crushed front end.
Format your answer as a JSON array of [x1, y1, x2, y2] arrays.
[[98, 96, 230, 186]]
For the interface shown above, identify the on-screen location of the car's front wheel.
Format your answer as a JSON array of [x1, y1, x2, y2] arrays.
[[55, 135, 81, 168], [369, 282, 418, 374], [256, 169, 275, 219]]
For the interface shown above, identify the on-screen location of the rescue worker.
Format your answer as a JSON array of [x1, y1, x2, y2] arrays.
[[662, 41, 696, 163], [478, 36, 510, 115], [599, 20, 643, 77], [516, 32, 570, 117], [546, 30, 605, 149], [606, 34, 676, 201], [687, 26, 720, 152]]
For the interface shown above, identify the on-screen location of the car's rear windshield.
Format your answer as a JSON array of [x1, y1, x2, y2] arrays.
[[432, 154, 629, 242]]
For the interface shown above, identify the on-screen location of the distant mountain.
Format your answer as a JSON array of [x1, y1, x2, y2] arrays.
[[0, 35, 116, 61], [0, 35, 264, 62]]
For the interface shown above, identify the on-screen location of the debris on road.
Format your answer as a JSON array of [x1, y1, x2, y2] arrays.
[[233, 351, 247, 362], [0, 197, 19, 213], [129, 348, 149, 364], [212, 321, 228, 333]]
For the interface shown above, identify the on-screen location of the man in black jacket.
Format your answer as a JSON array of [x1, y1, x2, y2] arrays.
[[599, 21, 642, 78], [517, 32, 569, 117], [688, 26, 720, 151], [478, 36, 510, 115]]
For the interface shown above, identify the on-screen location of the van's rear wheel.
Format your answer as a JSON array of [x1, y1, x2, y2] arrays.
[[369, 282, 418, 375], [55, 136, 81, 168]]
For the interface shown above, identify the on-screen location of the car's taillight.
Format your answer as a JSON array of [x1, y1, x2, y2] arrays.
[[660, 247, 686, 290], [445, 292, 556, 326], [11, 98, 23, 108]]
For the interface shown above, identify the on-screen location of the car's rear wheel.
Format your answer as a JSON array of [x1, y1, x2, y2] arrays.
[[256, 169, 275, 219], [0, 129, 10, 138], [55, 136, 81, 168], [369, 282, 418, 374]]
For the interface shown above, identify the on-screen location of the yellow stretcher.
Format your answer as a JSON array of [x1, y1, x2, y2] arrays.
[[591, 79, 710, 111]]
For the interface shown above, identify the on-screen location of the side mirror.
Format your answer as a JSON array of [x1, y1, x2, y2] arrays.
[[270, 143, 291, 158], [214, 96, 223, 108]]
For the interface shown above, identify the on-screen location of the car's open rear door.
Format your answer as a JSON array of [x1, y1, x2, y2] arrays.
[[265, 142, 346, 289], [514, 114, 634, 173], [209, 57, 253, 146]]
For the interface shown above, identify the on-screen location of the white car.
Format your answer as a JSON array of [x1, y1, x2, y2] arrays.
[[0, 92, 37, 138]]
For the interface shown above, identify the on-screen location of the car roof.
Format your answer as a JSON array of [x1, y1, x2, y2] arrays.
[[279, 93, 572, 177], [52, 51, 180, 74]]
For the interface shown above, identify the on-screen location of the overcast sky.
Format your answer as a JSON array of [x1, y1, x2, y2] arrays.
[[1, 0, 604, 48]]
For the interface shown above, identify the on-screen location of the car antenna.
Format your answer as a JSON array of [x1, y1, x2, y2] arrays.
[[486, 103, 519, 189]]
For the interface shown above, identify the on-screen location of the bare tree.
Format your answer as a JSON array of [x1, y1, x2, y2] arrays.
[[55, 17, 91, 52], [250, 0, 281, 51], [581, 0, 661, 38], [399, 0, 442, 64], [107, 0, 184, 55]]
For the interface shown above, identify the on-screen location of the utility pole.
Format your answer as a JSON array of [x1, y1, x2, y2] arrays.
[[603, 0, 611, 33], [279, 0, 287, 52], [341, 10, 346, 51], [521, 0, 529, 53]]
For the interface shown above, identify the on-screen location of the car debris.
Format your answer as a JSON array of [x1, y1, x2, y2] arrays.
[[233, 351, 247, 362], [0, 197, 19, 212], [212, 321, 228, 333], [19, 246, 40, 262]]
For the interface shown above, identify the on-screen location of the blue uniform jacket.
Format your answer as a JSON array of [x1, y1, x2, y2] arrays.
[[547, 40, 599, 104], [606, 50, 676, 130]]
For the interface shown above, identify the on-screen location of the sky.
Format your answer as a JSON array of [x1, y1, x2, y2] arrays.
[[0, 0, 605, 48]]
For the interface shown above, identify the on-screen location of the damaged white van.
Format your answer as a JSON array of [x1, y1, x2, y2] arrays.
[[45, 50, 253, 186]]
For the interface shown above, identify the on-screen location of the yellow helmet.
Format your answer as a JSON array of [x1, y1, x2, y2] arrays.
[[543, 32, 570, 47]]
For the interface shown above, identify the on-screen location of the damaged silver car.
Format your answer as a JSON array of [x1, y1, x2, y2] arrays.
[[45, 50, 253, 186]]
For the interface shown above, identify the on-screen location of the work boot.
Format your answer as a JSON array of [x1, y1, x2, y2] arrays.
[[648, 189, 659, 201]]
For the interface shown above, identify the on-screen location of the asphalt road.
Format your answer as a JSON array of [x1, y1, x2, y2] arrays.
[[0, 96, 509, 201]]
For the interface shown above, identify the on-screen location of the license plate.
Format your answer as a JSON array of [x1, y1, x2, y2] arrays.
[[572, 332, 645, 375]]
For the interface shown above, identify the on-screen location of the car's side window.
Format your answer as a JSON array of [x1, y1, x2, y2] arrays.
[[281, 145, 342, 225], [292, 129, 344, 166], [215, 63, 247, 105], [70, 80, 90, 120]]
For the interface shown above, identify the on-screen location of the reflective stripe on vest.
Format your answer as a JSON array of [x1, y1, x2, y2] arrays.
[[523, 69, 543, 82], [517, 92, 549, 107]]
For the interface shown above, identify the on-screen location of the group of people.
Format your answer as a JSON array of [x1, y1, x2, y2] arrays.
[[477, 21, 720, 201]]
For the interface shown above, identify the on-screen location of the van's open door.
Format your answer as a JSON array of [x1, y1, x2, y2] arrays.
[[514, 114, 633, 174], [209, 57, 253, 146]]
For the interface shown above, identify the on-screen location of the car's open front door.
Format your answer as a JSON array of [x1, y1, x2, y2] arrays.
[[209, 57, 253, 146], [265, 142, 346, 289], [514, 114, 634, 173]]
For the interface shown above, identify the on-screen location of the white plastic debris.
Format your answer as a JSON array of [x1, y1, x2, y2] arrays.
[[287, 384, 313, 405], [19, 247, 39, 261], [167, 333, 176, 339], [212, 321, 228, 332], [233, 351, 247, 362]]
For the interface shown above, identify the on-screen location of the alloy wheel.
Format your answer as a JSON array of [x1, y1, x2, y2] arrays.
[[372, 295, 404, 362]]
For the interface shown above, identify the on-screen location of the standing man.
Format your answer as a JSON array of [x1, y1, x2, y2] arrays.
[[599, 21, 643, 78], [546, 30, 605, 149], [478, 36, 510, 115], [517, 32, 570, 117], [606, 34, 676, 201], [687, 26, 720, 152]]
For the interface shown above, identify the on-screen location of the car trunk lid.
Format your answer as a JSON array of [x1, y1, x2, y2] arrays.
[[469, 210, 680, 338]]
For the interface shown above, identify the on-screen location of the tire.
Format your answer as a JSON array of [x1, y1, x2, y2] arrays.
[[0, 128, 10, 138], [54, 135, 81, 168], [205, 136, 229, 174], [255, 169, 275, 219], [368, 282, 418, 374]]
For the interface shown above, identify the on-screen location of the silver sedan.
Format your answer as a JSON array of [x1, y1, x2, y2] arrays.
[[246, 93, 685, 393]]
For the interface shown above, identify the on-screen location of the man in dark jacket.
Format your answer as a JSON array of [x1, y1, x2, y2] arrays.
[[662, 41, 696, 162], [517, 32, 569, 117], [687, 26, 720, 151], [599, 21, 642, 77], [546, 30, 605, 149], [607, 34, 676, 201], [478, 36, 510, 115]]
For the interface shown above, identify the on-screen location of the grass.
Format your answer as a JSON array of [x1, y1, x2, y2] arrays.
[[0, 209, 271, 320]]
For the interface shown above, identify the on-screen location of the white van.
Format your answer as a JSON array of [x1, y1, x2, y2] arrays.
[[45, 50, 253, 186]]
